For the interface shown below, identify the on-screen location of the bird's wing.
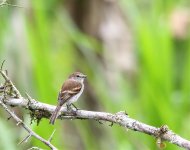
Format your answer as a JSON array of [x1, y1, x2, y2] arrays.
[[58, 80, 82, 105]]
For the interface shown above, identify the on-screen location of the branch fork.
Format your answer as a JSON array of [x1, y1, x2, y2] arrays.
[[0, 66, 190, 149]]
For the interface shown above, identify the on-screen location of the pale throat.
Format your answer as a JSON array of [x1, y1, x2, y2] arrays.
[[71, 77, 85, 83]]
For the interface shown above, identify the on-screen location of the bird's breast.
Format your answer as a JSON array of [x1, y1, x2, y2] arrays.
[[66, 84, 84, 105]]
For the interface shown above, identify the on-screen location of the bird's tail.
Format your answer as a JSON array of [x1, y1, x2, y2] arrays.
[[49, 105, 62, 125]]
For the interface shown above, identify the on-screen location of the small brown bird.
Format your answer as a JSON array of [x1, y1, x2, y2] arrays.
[[49, 72, 86, 125]]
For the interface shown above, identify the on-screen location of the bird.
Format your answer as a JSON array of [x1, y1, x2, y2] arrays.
[[49, 72, 86, 125]]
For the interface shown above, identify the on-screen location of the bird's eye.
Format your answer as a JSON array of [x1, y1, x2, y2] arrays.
[[77, 75, 80, 77]]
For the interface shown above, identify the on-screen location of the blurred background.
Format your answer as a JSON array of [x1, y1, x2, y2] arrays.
[[0, 0, 190, 149]]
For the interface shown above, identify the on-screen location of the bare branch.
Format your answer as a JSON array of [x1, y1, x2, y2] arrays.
[[0, 68, 190, 149], [3, 97, 190, 150], [0, 70, 22, 98], [0, 100, 57, 150], [0, 0, 23, 8], [0, 68, 57, 150], [18, 134, 32, 145], [27, 147, 43, 150], [48, 129, 56, 142], [0, 60, 5, 71], [0, 0, 7, 6]]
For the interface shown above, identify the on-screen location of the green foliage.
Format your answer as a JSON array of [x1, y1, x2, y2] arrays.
[[0, 119, 16, 150], [0, 0, 190, 150]]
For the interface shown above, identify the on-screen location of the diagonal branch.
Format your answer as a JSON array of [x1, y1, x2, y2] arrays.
[[0, 0, 7, 6], [0, 68, 190, 149], [0, 69, 57, 150], [0, 0, 23, 8], [3, 97, 190, 150], [0, 70, 22, 98], [0, 99, 57, 150]]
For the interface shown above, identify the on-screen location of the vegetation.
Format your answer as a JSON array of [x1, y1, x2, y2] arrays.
[[0, 0, 190, 149]]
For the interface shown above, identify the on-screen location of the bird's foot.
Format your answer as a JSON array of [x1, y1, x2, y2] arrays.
[[66, 104, 78, 115], [66, 104, 72, 112], [71, 103, 80, 111]]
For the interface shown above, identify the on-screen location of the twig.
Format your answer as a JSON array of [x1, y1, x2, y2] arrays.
[[0, 67, 57, 150], [18, 134, 32, 145], [0, 70, 22, 98], [3, 97, 190, 150], [3, 3, 24, 8], [0, 67, 190, 149], [0, 0, 23, 8], [27, 147, 44, 150], [0, 0, 7, 6], [0, 100, 57, 150], [0, 60, 5, 71], [48, 129, 56, 142]]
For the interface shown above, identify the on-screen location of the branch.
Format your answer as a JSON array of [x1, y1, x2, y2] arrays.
[[0, 0, 7, 6], [1, 69, 190, 149], [2, 97, 190, 149], [0, 0, 23, 8], [0, 100, 57, 150], [0, 70, 57, 150]]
